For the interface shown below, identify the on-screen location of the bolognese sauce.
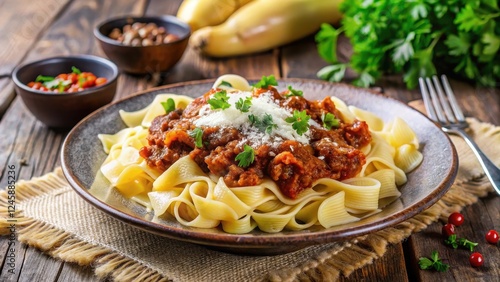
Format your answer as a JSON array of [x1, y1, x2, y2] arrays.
[[139, 84, 371, 199]]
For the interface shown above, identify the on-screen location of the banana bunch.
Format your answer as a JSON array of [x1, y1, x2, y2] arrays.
[[176, 0, 343, 57]]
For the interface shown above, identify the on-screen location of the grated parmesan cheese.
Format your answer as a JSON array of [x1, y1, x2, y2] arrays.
[[194, 90, 317, 147]]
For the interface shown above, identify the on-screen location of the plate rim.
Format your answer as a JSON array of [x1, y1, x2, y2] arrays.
[[61, 78, 458, 250]]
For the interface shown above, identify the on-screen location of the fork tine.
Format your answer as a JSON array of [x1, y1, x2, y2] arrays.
[[424, 77, 448, 124], [419, 77, 438, 120], [440, 75, 466, 122], [432, 75, 456, 123]]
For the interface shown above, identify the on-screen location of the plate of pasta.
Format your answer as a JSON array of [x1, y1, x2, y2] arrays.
[[61, 75, 458, 255]]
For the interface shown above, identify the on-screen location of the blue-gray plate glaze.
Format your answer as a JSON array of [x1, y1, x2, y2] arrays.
[[61, 79, 458, 255]]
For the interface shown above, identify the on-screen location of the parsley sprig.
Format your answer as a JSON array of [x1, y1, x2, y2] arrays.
[[285, 110, 310, 136], [322, 112, 340, 130], [235, 145, 255, 167], [207, 90, 231, 110], [418, 250, 450, 272], [217, 80, 232, 88], [161, 98, 175, 114], [248, 114, 277, 134], [444, 234, 478, 251], [189, 127, 204, 148], [315, 1, 500, 88], [71, 66, 82, 74], [236, 97, 252, 112], [284, 85, 303, 98], [253, 75, 278, 88]]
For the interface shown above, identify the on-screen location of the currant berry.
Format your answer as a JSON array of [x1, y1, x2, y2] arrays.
[[448, 212, 464, 226]]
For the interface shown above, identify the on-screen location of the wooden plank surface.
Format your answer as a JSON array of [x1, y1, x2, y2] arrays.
[[0, 1, 149, 281], [0, 0, 71, 117], [0, 0, 499, 281]]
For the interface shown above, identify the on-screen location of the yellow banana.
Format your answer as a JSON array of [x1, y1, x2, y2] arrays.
[[176, 0, 254, 32], [189, 0, 343, 57]]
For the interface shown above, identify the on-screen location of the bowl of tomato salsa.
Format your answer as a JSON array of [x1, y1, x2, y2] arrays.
[[12, 55, 118, 129]]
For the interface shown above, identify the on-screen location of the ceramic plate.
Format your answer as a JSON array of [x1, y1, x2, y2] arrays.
[[61, 79, 458, 255]]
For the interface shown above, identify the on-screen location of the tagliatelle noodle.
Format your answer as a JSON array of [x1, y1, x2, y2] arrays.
[[97, 75, 423, 234]]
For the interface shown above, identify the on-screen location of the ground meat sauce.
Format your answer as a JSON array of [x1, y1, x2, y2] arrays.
[[139, 86, 371, 199]]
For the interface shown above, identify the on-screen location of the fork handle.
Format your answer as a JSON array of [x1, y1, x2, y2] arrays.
[[447, 128, 500, 196]]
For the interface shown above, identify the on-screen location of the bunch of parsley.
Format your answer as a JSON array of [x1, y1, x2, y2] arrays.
[[315, 0, 500, 89]]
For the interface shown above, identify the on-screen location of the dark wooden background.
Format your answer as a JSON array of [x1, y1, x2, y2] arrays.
[[0, 0, 498, 281]]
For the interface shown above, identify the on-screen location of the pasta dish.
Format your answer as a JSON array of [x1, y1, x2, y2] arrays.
[[98, 74, 422, 234]]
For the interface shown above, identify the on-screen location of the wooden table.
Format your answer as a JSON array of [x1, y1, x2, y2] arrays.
[[1, 1, 498, 281]]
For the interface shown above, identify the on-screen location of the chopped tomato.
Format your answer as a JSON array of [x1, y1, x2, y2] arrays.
[[27, 66, 107, 93]]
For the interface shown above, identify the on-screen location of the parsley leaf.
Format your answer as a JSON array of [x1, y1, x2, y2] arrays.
[[253, 75, 278, 88], [161, 98, 176, 114], [317, 64, 347, 83], [71, 66, 82, 74], [217, 80, 232, 88], [322, 112, 340, 129], [207, 90, 230, 110], [316, 1, 500, 88], [445, 234, 478, 251], [235, 144, 255, 167], [315, 23, 344, 64], [43, 78, 71, 90], [284, 85, 303, 98], [235, 96, 252, 112], [419, 250, 449, 272], [248, 114, 277, 134], [189, 127, 204, 148], [35, 75, 55, 82], [285, 110, 310, 136]]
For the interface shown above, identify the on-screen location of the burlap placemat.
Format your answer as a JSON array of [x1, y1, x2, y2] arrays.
[[1, 114, 499, 281]]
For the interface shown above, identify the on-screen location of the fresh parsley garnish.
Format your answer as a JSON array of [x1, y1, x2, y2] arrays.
[[35, 75, 55, 82], [71, 66, 82, 74], [285, 110, 310, 136], [253, 75, 278, 88], [322, 112, 340, 130], [235, 96, 252, 112], [42, 79, 71, 91], [285, 85, 303, 98], [161, 98, 176, 114], [418, 250, 450, 272], [217, 80, 232, 88], [248, 114, 277, 134], [315, 2, 500, 88], [189, 127, 204, 148], [235, 144, 255, 167], [445, 234, 478, 252], [207, 90, 231, 110]]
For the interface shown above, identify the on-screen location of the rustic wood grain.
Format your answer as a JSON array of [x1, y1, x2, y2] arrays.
[[0, 0, 70, 74], [0, 1, 150, 281], [17, 248, 63, 282], [0, 0, 71, 117], [57, 264, 101, 282]]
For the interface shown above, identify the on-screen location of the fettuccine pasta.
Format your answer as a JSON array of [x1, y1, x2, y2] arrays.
[[98, 74, 422, 234]]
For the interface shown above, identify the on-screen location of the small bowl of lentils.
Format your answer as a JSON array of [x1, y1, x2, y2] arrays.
[[94, 15, 190, 74]]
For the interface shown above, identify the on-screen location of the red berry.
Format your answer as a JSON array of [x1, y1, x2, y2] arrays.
[[485, 230, 499, 244], [448, 212, 464, 226], [442, 223, 455, 237], [469, 252, 484, 267]]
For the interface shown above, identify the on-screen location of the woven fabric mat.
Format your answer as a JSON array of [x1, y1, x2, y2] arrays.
[[1, 115, 499, 282]]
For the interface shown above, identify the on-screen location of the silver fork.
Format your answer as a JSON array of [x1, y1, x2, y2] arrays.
[[419, 75, 500, 196]]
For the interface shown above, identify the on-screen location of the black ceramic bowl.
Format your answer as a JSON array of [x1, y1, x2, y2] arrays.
[[94, 15, 191, 75], [12, 55, 119, 129]]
